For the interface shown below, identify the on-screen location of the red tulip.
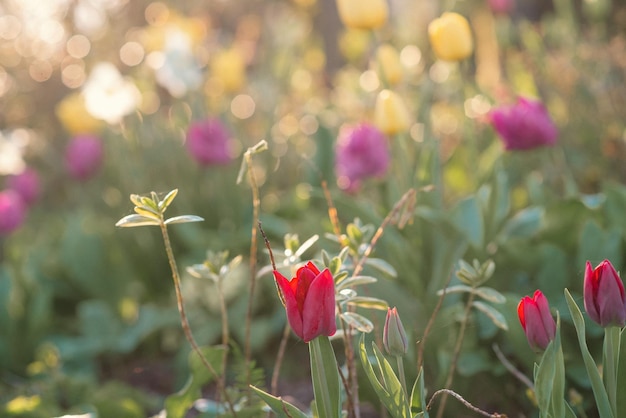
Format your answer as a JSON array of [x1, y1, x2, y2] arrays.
[[518, 290, 556, 351], [584, 260, 626, 328], [273, 261, 337, 342]]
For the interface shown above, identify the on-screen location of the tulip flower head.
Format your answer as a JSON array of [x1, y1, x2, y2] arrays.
[[335, 123, 390, 192], [7, 168, 40, 206], [518, 290, 556, 351], [428, 12, 474, 62], [336, 0, 389, 30], [583, 260, 626, 328], [273, 261, 337, 342], [374, 89, 411, 136], [65, 135, 104, 181], [383, 307, 408, 356], [489, 97, 558, 151], [185, 118, 233, 166], [0, 190, 26, 235]]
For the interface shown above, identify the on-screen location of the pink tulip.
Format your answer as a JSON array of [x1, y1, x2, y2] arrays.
[[185, 118, 232, 166], [584, 260, 626, 328], [7, 168, 40, 206], [0, 190, 26, 235], [273, 261, 337, 342], [518, 290, 556, 351], [488, 0, 515, 15], [335, 123, 390, 192], [490, 97, 558, 151], [65, 135, 104, 181]]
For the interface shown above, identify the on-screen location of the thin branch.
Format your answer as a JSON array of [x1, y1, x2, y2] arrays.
[[427, 389, 508, 418], [492, 344, 534, 390]]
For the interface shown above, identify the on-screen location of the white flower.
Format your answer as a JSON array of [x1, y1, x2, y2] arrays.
[[83, 62, 140, 124], [154, 30, 202, 97]]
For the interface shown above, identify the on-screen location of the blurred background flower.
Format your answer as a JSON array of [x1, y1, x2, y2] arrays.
[[65, 134, 104, 181], [6, 168, 40, 206], [0, 189, 27, 236], [185, 118, 233, 166]]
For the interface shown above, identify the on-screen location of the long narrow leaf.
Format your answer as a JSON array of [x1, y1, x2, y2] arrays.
[[250, 385, 309, 418], [309, 336, 342, 418], [564, 289, 614, 418]]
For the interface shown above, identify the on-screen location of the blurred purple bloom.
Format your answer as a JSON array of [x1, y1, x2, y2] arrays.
[[7, 168, 40, 206], [0, 190, 26, 235], [488, 0, 515, 15], [185, 118, 232, 166], [490, 97, 558, 151], [335, 123, 390, 192], [65, 135, 104, 181]]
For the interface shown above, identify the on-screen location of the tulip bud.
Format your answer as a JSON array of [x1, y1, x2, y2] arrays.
[[374, 89, 411, 135], [489, 97, 558, 151], [7, 168, 40, 206], [273, 261, 337, 342], [383, 307, 408, 356], [428, 12, 474, 62], [186, 118, 233, 166], [0, 190, 26, 236], [518, 290, 556, 351], [335, 123, 390, 193], [375, 44, 403, 85], [583, 260, 626, 328], [336, 0, 389, 30], [65, 135, 104, 181]]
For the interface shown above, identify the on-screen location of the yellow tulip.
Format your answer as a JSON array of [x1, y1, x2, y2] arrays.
[[336, 0, 388, 30], [428, 12, 473, 62], [210, 48, 247, 93], [374, 89, 411, 135], [376, 44, 403, 85], [55, 93, 104, 135]]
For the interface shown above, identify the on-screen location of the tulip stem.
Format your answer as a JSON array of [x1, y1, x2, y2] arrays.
[[270, 321, 292, 396], [603, 326, 620, 417], [158, 220, 237, 417], [395, 355, 408, 401]]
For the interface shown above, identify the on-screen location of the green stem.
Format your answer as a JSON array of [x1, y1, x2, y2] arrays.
[[396, 355, 408, 402], [604, 326, 620, 417], [309, 336, 342, 418], [159, 220, 237, 417]]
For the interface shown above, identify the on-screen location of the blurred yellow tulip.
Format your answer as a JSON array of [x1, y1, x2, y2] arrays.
[[55, 93, 104, 135], [376, 44, 403, 85], [428, 12, 474, 62], [210, 48, 247, 93], [336, 0, 388, 30], [375, 89, 411, 135]]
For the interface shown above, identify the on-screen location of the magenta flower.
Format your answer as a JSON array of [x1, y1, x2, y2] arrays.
[[0, 190, 26, 235], [488, 0, 515, 15], [185, 118, 232, 166], [65, 135, 104, 181], [335, 123, 390, 192], [7, 168, 40, 206], [489, 97, 558, 151], [273, 261, 337, 343], [518, 290, 556, 351], [584, 260, 626, 328]]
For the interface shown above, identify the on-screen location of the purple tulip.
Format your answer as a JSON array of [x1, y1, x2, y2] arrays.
[[490, 97, 558, 151], [65, 135, 104, 181], [7, 168, 40, 206], [584, 260, 626, 328], [335, 123, 390, 192], [0, 190, 26, 235], [185, 118, 232, 166], [518, 290, 556, 351]]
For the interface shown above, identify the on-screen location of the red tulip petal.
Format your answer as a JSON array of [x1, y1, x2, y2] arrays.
[[301, 268, 336, 342]]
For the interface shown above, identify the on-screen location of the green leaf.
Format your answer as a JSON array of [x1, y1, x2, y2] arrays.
[[472, 287, 506, 304], [499, 206, 543, 240], [616, 328, 626, 416], [164, 215, 205, 225], [346, 296, 388, 311], [295, 234, 320, 257], [250, 386, 309, 418], [336, 276, 378, 291], [158, 189, 178, 212], [308, 336, 342, 418], [340, 312, 374, 333], [471, 301, 508, 330], [436, 284, 473, 296], [364, 258, 397, 278], [409, 368, 428, 418], [164, 346, 226, 418], [134, 205, 160, 217], [449, 195, 484, 248], [534, 319, 558, 417], [565, 289, 614, 418], [115, 214, 161, 227], [358, 335, 411, 418]]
